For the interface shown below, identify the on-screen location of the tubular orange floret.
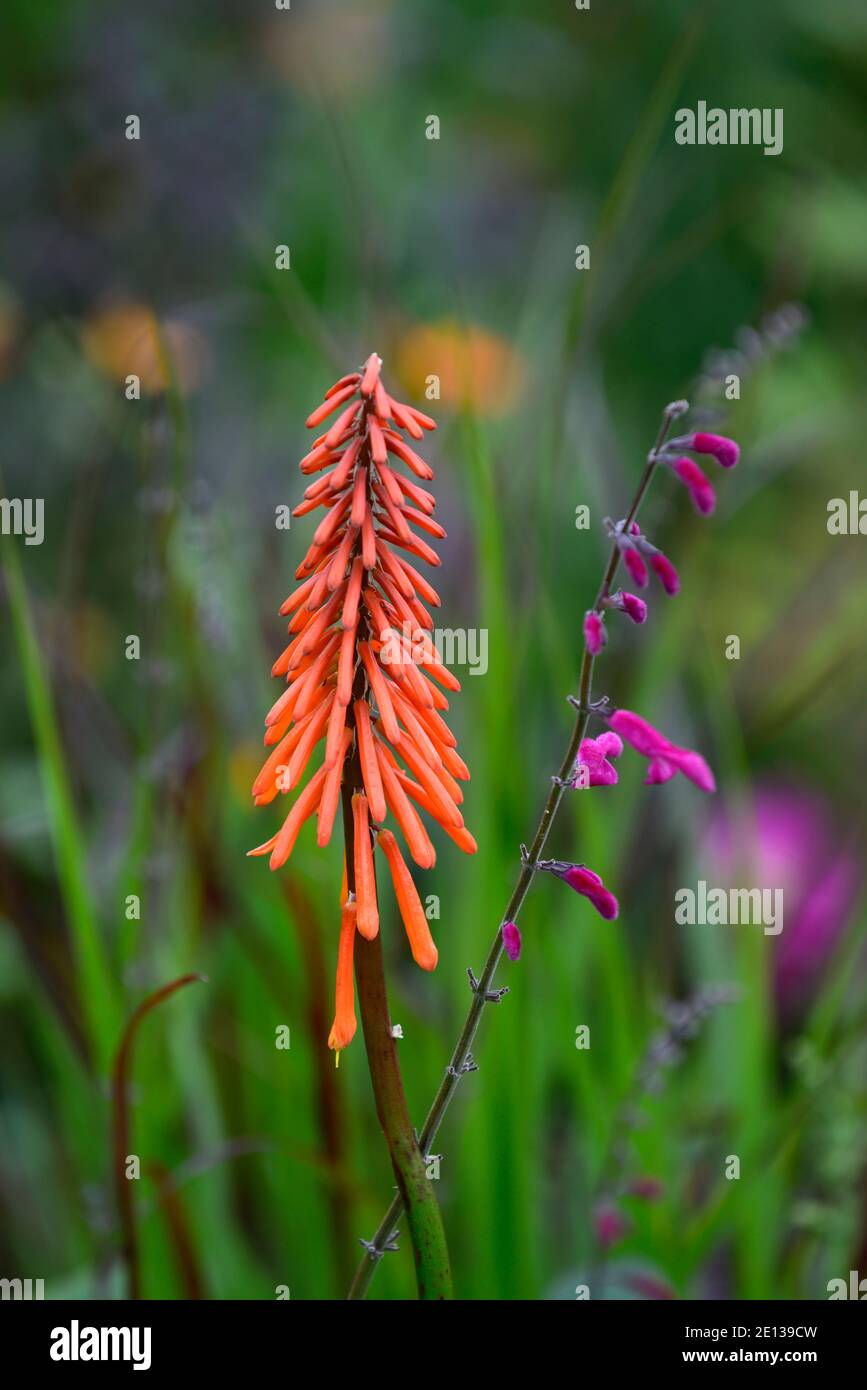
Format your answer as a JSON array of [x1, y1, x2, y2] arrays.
[[354, 698, 387, 823], [352, 793, 379, 941], [328, 897, 358, 1051], [378, 830, 438, 971], [250, 355, 475, 1044]]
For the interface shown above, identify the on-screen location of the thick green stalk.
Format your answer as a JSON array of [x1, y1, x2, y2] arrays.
[[347, 402, 683, 1299], [342, 778, 453, 1300]]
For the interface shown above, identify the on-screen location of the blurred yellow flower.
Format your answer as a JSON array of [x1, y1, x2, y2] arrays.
[[82, 302, 207, 395], [395, 321, 525, 418]]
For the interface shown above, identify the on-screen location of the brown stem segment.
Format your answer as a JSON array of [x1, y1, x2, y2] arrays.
[[347, 401, 684, 1299], [342, 753, 453, 1299], [111, 973, 205, 1299]]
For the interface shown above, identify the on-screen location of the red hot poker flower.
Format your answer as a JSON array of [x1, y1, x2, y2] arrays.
[[249, 353, 477, 1047]]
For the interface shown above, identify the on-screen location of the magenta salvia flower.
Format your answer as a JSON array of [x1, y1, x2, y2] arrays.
[[689, 431, 739, 468], [624, 523, 680, 596], [622, 544, 648, 589], [502, 920, 522, 962], [649, 550, 680, 595], [607, 709, 716, 793], [583, 609, 606, 656], [671, 456, 716, 515], [627, 1175, 665, 1202], [574, 732, 623, 787], [594, 1202, 631, 1249], [537, 859, 619, 919], [606, 590, 647, 624]]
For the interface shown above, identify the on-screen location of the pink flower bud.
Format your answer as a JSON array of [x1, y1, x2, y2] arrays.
[[502, 921, 522, 961], [649, 551, 680, 596], [607, 590, 647, 624], [689, 431, 740, 468], [540, 860, 620, 920], [671, 456, 716, 515], [622, 545, 648, 589], [583, 609, 606, 656]]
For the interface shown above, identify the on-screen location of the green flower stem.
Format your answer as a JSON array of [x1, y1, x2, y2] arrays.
[[341, 780, 453, 1300], [346, 402, 681, 1300]]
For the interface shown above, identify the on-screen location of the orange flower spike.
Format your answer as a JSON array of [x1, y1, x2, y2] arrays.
[[352, 793, 379, 941], [378, 830, 438, 971], [328, 898, 358, 1052], [251, 355, 476, 1048]]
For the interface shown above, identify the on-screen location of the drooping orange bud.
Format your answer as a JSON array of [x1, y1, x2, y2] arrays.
[[378, 830, 438, 971], [328, 897, 358, 1051]]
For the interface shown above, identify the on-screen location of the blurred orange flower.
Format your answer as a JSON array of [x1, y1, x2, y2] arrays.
[[395, 321, 525, 418], [82, 302, 208, 395]]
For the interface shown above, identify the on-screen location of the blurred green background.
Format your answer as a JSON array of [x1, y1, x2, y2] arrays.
[[1, 0, 866, 1300]]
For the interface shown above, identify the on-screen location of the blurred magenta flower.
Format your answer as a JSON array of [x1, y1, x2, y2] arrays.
[[704, 786, 861, 1020], [627, 1175, 665, 1202], [594, 1202, 631, 1249]]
